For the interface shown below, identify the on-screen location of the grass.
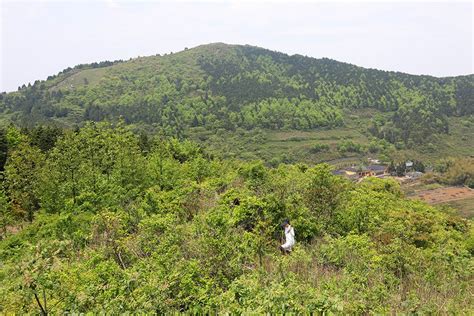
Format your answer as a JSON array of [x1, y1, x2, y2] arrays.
[[402, 179, 474, 219], [185, 109, 376, 165], [393, 116, 474, 163], [188, 112, 474, 167], [186, 126, 371, 165], [5, 44, 474, 168], [438, 196, 474, 219], [401, 181, 445, 196], [51, 67, 109, 91], [49, 44, 211, 92]]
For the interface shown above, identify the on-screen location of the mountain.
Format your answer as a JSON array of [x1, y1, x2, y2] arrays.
[[1, 45, 473, 313], [1, 43, 473, 162]]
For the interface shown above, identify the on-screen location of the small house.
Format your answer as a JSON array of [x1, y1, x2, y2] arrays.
[[332, 167, 359, 180], [357, 164, 388, 178], [367, 164, 388, 176]]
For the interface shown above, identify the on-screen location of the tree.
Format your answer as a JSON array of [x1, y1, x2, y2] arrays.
[[28, 126, 64, 152], [38, 122, 146, 213], [4, 142, 44, 221], [413, 160, 425, 173], [0, 128, 8, 172], [0, 188, 12, 238], [38, 132, 82, 213], [304, 164, 348, 232]]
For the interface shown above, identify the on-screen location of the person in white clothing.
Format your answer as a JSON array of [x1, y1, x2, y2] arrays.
[[280, 219, 295, 254]]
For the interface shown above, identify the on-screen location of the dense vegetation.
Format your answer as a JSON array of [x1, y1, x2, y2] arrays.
[[0, 44, 472, 312], [1, 44, 472, 148], [433, 157, 474, 188], [0, 123, 472, 313]]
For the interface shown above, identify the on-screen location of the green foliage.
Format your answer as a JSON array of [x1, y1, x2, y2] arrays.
[[439, 157, 474, 188], [5, 125, 27, 148], [0, 124, 472, 314], [37, 122, 146, 214], [4, 142, 44, 221], [367, 88, 453, 146], [26, 125, 63, 152], [0, 44, 471, 312], [304, 164, 349, 234], [1, 44, 471, 147], [0, 189, 12, 238], [239, 98, 343, 130], [310, 143, 330, 153], [337, 140, 364, 153], [0, 128, 7, 172]]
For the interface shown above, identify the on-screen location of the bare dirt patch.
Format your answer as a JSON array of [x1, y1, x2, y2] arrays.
[[411, 186, 474, 204]]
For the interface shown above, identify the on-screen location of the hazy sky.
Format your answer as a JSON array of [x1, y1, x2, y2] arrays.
[[1, 0, 472, 92]]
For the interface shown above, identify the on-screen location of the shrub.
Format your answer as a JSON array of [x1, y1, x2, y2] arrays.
[[310, 143, 330, 153], [337, 140, 364, 153]]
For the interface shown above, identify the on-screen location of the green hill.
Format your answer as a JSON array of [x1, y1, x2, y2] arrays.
[[0, 123, 472, 313], [0, 44, 473, 312], [1, 43, 473, 163]]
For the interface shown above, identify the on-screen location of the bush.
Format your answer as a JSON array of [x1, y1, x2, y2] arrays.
[[337, 140, 364, 153], [310, 143, 330, 153], [440, 158, 474, 187], [1, 125, 472, 314]]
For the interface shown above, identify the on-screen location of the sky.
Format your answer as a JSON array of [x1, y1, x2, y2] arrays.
[[0, 0, 472, 92]]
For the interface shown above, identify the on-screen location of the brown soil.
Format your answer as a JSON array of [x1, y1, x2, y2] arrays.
[[412, 186, 474, 204]]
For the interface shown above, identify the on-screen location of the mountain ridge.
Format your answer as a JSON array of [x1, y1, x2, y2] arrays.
[[15, 42, 472, 91], [8, 43, 471, 96], [1, 43, 472, 158]]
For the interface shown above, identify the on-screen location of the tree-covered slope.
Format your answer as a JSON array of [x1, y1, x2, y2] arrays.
[[1, 43, 472, 146], [0, 123, 472, 313]]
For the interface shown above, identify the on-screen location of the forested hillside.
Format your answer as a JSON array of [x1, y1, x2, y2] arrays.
[[1, 43, 472, 149], [0, 45, 472, 312], [0, 123, 472, 313]]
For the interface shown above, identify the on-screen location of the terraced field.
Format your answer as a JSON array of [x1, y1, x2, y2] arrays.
[[408, 185, 474, 219]]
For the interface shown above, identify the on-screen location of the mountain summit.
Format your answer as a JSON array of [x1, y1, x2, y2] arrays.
[[0, 43, 472, 147]]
